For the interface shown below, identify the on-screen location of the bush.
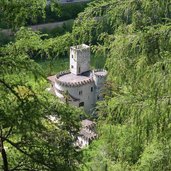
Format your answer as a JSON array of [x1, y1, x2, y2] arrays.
[[41, 20, 74, 37], [44, 2, 88, 23]]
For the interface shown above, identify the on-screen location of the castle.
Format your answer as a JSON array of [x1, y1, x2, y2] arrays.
[[48, 44, 107, 113]]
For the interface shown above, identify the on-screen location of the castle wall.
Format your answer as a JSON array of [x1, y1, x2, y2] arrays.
[[80, 82, 95, 113], [93, 70, 107, 101], [76, 49, 90, 74], [54, 81, 95, 113], [70, 48, 78, 75]]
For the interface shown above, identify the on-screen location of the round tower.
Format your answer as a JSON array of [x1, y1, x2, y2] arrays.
[[54, 70, 95, 113], [93, 69, 107, 101]]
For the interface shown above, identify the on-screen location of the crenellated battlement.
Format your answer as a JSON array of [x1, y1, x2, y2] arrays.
[[93, 69, 107, 78], [56, 70, 70, 79], [56, 70, 94, 87], [56, 78, 94, 87]]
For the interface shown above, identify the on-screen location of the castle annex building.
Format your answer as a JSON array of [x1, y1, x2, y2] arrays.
[[48, 44, 107, 113]]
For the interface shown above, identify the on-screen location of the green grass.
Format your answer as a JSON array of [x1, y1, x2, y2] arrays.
[[38, 57, 69, 76]]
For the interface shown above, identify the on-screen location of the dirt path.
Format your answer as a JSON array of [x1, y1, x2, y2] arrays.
[[0, 19, 73, 36], [59, 0, 90, 4], [30, 19, 73, 31]]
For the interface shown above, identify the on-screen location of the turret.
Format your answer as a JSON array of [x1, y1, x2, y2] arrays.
[[93, 69, 107, 100]]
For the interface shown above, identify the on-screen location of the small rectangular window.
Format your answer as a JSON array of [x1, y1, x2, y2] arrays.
[[72, 55, 73, 58], [71, 65, 74, 68], [91, 87, 93, 92], [79, 90, 82, 95]]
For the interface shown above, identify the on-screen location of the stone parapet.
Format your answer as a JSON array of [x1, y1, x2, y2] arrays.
[[93, 69, 107, 77], [56, 70, 94, 87], [56, 70, 70, 79]]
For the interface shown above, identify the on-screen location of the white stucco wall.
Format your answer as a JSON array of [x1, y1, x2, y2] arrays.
[[54, 81, 95, 113], [76, 49, 90, 74], [93, 74, 106, 100], [70, 45, 90, 75], [79, 82, 95, 113], [70, 48, 78, 75]]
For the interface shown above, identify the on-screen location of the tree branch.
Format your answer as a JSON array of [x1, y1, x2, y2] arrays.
[[0, 79, 22, 102], [4, 127, 13, 139], [0, 136, 51, 170], [0, 131, 9, 171]]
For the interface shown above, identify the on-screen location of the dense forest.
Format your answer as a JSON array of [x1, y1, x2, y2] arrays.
[[0, 0, 171, 171]]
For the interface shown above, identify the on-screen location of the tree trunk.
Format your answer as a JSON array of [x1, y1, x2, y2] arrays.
[[0, 138, 9, 171]]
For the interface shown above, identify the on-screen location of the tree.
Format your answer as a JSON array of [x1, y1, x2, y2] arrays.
[[0, 2, 82, 169], [1, 0, 171, 170], [0, 0, 60, 30], [0, 0, 46, 29], [71, 0, 171, 170], [0, 0, 85, 170]]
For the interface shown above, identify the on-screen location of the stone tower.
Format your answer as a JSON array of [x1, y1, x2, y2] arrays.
[[70, 44, 90, 75]]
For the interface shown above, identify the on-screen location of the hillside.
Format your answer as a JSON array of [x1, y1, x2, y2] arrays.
[[0, 0, 171, 170], [72, 0, 171, 170]]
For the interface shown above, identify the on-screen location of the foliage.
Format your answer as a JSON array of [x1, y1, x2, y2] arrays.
[[72, 0, 171, 170], [1, 0, 171, 170], [41, 20, 74, 38], [44, 2, 88, 23], [0, 1, 87, 29], [0, 0, 48, 29], [3, 27, 73, 60], [0, 32, 14, 46], [0, 26, 82, 171]]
